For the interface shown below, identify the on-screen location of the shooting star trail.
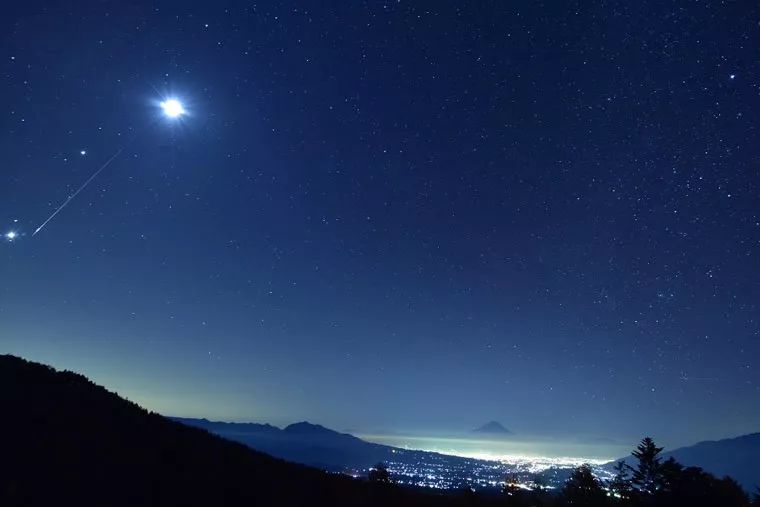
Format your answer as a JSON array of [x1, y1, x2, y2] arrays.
[[33, 146, 125, 236], [31, 97, 182, 237]]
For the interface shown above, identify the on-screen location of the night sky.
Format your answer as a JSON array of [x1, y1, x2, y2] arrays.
[[2, 1, 758, 452]]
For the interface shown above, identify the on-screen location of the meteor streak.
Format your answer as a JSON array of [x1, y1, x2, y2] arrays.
[[32, 146, 125, 236], [31, 95, 184, 237]]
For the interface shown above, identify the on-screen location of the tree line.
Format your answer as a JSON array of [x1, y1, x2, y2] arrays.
[[501, 437, 757, 507]]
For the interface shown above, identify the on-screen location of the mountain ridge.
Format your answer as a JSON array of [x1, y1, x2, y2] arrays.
[[612, 433, 760, 492], [172, 416, 405, 472], [0, 354, 472, 507]]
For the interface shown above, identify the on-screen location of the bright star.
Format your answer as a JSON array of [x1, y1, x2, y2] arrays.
[[5, 231, 17, 241], [160, 99, 185, 118]]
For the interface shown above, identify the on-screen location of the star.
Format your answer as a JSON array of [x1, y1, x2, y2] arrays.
[[160, 99, 185, 118], [80, 150, 87, 156], [5, 231, 18, 241]]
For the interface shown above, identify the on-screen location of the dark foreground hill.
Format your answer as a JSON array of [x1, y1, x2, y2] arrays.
[[0, 355, 479, 507]]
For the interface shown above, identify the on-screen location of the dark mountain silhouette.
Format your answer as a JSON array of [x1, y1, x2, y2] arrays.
[[285, 421, 342, 435], [172, 417, 459, 473], [664, 433, 760, 492], [613, 433, 760, 492], [472, 421, 512, 436], [0, 354, 484, 507], [172, 416, 393, 471]]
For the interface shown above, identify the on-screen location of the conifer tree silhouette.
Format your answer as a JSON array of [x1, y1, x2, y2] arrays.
[[628, 437, 663, 495], [561, 464, 607, 507], [608, 460, 632, 503]]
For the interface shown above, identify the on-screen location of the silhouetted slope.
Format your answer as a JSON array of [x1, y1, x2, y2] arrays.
[[172, 417, 491, 480], [0, 355, 477, 507], [173, 416, 395, 471], [613, 433, 760, 492], [663, 434, 760, 491]]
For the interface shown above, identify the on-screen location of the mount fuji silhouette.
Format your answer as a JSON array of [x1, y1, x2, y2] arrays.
[[471, 421, 512, 436]]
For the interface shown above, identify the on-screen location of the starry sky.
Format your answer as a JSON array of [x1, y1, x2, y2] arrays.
[[1, 1, 758, 451]]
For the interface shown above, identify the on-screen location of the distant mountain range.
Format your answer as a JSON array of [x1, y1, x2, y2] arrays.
[[471, 421, 512, 436], [172, 417, 507, 479], [172, 416, 397, 471], [613, 434, 760, 492]]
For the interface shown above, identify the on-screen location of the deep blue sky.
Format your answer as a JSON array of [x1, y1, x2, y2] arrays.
[[1, 1, 758, 450]]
